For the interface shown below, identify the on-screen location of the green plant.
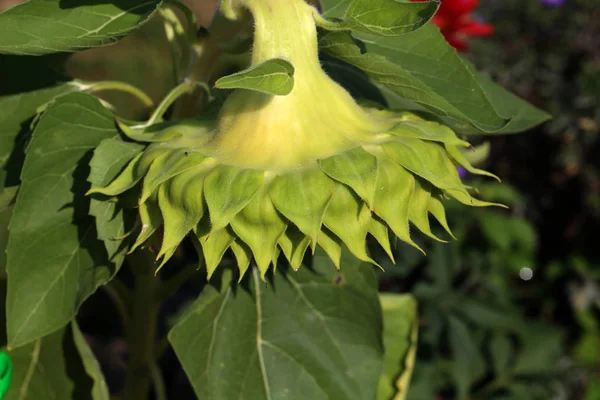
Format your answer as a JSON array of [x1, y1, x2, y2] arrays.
[[379, 183, 566, 400], [0, 0, 548, 399]]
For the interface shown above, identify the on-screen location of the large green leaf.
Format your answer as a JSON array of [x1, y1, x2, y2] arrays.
[[0, 188, 17, 273], [466, 61, 551, 133], [318, 0, 438, 37], [319, 0, 354, 18], [5, 322, 109, 400], [320, 53, 388, 105], [355, 25, 507, 131], [377, 294, 418, 400], [88, 137, 145, 268], [0, 56, 75, 193], [215, 58, 295, 96], [0, 278, 108, 399], [72, 322, 111, 399], [0, 0, 163, 55], [318, 21, 550, 133], [318, 29, 504, 132], [169, 249, 384, 400], [6, 93, 119, 348]]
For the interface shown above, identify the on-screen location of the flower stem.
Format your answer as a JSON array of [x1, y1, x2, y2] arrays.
[[122, 248, 160, 400], [150, 360, 167, 400], [83, 81, 154, 108], [101, 280, 130, 331], [146, 81, 209, 125]]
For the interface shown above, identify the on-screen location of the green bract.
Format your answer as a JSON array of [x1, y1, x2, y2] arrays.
[[89, 0, 499, 280]]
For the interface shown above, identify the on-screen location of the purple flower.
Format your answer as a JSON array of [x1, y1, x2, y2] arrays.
[[540, 0, 565, 7], [457, 167, 468, 179]]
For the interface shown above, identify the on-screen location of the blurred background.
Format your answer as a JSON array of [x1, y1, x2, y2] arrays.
[[1, 0, 599, 399]]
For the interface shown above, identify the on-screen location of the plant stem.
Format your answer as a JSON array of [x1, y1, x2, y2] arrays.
[[122, 249, 160, 400], [146, 81, 209, 126], [150, 361, 167, 400], [165, 0, 199, 49], [101, 280, 130, 331], [83, 81, 155, 108], [170, 10, 252, 120]]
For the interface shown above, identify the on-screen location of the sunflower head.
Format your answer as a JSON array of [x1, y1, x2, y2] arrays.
[[88, 0, 500, 280]]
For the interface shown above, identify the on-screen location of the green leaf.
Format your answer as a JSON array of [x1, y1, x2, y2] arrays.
[[405, 364, 437, 400], [0, 0, 163, 55], [345, 0, 437, 36], [477, 212, 514, 251], [464, 61, 551, 134], [1, 58, 75, 192], [6, 93, 118, 348], [320, 53, 388, 104], [513, 323, 563, 376], [319, 25, 549, 133], [88, 137, 144, 268], [0, 189, 17, 273], [215, 58, 295, 95], [584, 380, 600, 400], [169, 249, 384, 400], [458, 298, 524, 331], [426, 241, 457, 289], [377, 294, 418, 400], [448, 316, 486, 398], [5, 322, 109, 400], [72, 322, 111, 399], [319, 0, 438, 37], [320, 0, 354, 19], [356, 24, 507, 130], [489, 334, 513, 376], [318, 29, 502, 132]]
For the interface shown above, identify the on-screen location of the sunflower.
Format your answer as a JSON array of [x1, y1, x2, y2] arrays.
[[89, 0, 498, 280]]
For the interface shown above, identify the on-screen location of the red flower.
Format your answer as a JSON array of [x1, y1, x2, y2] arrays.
[[412, 0, 494, 51]]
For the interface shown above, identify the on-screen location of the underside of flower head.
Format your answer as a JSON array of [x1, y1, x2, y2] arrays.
[[88, 0, 501, 280]]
